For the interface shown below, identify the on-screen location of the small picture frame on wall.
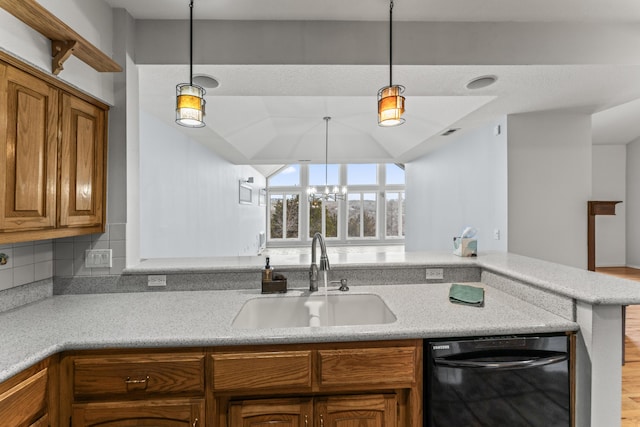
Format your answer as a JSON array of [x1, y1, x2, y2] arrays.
[[239, 182, 252, 204], [259, 188, 266, 206]]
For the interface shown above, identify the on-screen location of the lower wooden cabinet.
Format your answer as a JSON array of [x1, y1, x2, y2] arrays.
[[71, 399, 204, 427], [229, 394, 397, 427], [56, 341, 420, 427], [0, 358, 54, 427]]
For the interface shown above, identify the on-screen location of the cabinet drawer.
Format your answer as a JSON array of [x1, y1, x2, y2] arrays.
[[73, 354, 204, 399], [212, 351, 312, 391], [0, 367, 48, 427], [318, 346, 416, 387]]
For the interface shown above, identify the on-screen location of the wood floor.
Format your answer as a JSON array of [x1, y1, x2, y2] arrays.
[[596, 267, 640, 426]]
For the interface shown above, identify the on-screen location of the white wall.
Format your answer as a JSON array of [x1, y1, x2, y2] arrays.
[[507, 113, 592, 269], [628, 139, 640, 268], [405, 119, 508, 252], [140, 111, 267, 258], [0, 0, 115, 104], [592, 145, 626, 267]]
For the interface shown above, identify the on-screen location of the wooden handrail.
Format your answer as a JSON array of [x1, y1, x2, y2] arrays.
[[0, 0, 121, 75]]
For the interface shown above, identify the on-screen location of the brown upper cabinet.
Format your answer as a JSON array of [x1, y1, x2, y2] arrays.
[[0, 55, 108, 244]]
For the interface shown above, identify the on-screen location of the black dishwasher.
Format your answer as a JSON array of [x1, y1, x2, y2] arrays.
[[425, 334, 570, 427]]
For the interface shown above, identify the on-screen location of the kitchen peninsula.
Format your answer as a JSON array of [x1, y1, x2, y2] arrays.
[[1, 251, 639, 426]]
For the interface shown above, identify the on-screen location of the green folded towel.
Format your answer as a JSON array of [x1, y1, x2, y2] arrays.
[[449, 283, 484, 307]]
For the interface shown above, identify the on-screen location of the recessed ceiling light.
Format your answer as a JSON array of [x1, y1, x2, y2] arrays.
[[193, 74, 220, 89], [466, 75, 497, 90]]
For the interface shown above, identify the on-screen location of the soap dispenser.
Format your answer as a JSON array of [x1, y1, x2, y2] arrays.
[[261, 257, 287, 294], [262, 257, 273, 282]]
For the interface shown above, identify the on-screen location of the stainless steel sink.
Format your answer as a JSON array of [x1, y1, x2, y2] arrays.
[[231, 293, 396, 329]]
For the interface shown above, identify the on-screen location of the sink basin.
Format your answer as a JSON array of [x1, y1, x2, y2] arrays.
[[232, 293, 396, 329]]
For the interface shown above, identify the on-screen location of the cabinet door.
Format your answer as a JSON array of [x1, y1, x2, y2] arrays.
[[0, 366, 49, 427], [315, 394, 397, 427], [0, 62, 58, 232], [59, 92, 105, 229], [72, 399, 203, 427], [229, 398, 313, 427]]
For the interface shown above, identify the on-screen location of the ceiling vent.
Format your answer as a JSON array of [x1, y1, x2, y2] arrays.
[[441, 128, 460, 136]]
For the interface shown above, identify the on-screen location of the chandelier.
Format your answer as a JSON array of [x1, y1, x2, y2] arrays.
[[307, 117, 347, 204]]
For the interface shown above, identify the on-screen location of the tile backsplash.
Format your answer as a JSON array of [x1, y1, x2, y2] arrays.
[[0, 223, 126, 293], [54, 223, 126, 278], [0, 240, 53, 291]]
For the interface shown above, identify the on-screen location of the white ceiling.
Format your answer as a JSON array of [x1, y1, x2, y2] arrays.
[[107, 0, 640, 170], [104, 0, 640, 22]]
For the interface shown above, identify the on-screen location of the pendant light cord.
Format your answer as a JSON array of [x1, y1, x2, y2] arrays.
[[324, 117, 330, 187], [189, 0, 194, 86], [389, 0, 393, 87]]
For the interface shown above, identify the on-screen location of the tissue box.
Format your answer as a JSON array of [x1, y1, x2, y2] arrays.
[[453, 237, 477, 257]]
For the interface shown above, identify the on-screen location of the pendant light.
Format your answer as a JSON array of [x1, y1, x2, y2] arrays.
[[307, 117, 347, 204], [176, 0, 206, 128], [377, 0, 405, 127]]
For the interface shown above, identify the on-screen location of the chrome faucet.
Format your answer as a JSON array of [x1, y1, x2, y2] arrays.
[[309, 232, 330, 292]]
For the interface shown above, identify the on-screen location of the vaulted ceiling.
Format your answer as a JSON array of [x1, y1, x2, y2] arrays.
[[105, 0, 640, 172]]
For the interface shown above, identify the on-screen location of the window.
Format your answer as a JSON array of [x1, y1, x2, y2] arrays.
[[267, 163, 404, 246], [269, 165, 301, 187], [309, 199, 338, 238], [385, 192, 405, 238], [347, 164, 377, 185], [269, 193, 300, 240], [348, 192, 377, 238]]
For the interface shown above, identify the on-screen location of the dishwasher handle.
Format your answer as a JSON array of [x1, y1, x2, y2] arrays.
[[433, 353, 567, 370]]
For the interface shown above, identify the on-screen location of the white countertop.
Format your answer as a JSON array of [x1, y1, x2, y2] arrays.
[[0, 282, 576, 383], [128, 251, 640, 305]]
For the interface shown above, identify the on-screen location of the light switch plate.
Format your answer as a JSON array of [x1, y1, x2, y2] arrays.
[[85, 249, 112, 268]]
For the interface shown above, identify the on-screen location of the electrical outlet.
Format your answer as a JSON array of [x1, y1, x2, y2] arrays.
[[425, 268, 444, 280], [148, 275, 167, 287], [494, 229, 501, 240], [85, 249, 112, 268]]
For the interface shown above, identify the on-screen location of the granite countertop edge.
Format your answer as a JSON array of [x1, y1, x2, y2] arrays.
[[124, 251, 640, 305]]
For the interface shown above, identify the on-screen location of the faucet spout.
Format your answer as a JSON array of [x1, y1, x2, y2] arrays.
[[309, 232, 330, 292]]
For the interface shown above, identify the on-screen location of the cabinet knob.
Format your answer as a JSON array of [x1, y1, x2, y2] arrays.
[[192, 417, 199, 427]]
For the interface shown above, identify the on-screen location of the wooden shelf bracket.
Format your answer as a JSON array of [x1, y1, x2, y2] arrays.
[[51, 40, 78, 75]]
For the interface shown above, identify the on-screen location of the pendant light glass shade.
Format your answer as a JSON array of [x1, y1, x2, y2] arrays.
[[176, 0, 206, 128], [176, 83, 206, 128], [378, 84, 405, 127], [378, 0, 405, 127]]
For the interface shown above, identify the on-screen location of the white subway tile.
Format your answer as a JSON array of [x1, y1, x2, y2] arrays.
[[12, 245, 34, 267], [35, 261, 53, 281], [13, 264, 34, 286], [0, 269, 13, 291]]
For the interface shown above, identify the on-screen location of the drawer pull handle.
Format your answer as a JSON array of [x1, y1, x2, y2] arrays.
[[124, 375, 149, 389], [304, 415, 308, 426], [320, 414, 324, 427], [192, 417, 199, 427]]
